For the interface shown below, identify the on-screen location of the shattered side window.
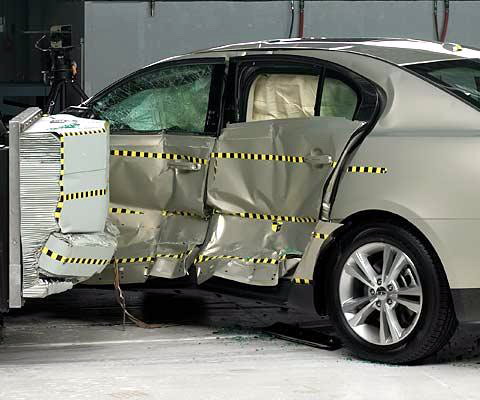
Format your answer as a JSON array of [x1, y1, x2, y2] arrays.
[[91, 64, 213, 133]]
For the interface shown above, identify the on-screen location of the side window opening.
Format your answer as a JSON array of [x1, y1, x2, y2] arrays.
[[246, 73, 320, 122], [239, 64, 360, 124], [320, 75, 358, 120], [91, 64, 217, 134]]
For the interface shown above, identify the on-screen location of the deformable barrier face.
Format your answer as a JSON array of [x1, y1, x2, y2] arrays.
[[19, 115, 117, 298]]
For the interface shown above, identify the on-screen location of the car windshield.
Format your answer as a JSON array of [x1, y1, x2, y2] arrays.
[[406, 59, 480, 109]]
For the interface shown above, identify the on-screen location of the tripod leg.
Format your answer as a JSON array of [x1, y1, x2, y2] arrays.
[[46, 81, 64, 115], [71, 81, 89, 102]]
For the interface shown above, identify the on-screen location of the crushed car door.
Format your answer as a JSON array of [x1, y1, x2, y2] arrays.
[[86, 59, 225, 283], [197, 55, 378, 286]]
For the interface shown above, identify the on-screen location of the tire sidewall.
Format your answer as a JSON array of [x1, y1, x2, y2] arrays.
[[328, 223, 446, 363]]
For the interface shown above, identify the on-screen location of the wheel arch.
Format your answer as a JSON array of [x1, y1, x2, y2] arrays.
[[313, 209, 452, 316]]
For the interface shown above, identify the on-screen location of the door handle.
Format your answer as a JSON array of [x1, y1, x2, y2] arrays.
[[167, 160, 201, 171], [305, 152, 333, 167]]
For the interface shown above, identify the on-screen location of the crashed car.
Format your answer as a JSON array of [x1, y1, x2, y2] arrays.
[[4, 38, 480, 364]]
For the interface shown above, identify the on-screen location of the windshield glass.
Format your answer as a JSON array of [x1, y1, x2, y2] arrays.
[[406, 59, 480, 109]]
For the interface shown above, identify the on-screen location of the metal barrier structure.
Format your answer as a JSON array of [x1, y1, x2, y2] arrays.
[[0, 146, 9, 313]]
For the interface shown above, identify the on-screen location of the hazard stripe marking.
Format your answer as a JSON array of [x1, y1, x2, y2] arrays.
[[348, 166, 387, 174], [294, 278, 312, 285], [63, 188, 107, 201], [211, 152, 305, 163], [195, 254, 286, 265], [109, 207, 144, 215], [41, 247, 110, 266], [312, 232, 329, 240], [161, 210, 204, 219], [219, 210, 317, 224], [114, 250, 192, 265], [111, 149, 208, 165], [61, 128, 107, 137]]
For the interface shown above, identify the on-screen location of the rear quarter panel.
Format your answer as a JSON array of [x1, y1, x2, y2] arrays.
[[332, 132, 480, 289]]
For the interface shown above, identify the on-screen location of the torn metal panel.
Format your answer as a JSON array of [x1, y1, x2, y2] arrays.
[[110, 134, 215, 216], [196, 214, 313, 286], [293, 221, 343, 281]]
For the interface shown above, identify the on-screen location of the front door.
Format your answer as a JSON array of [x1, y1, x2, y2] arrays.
[[196, 55, 378, 286], [86, 59, 225, 283]]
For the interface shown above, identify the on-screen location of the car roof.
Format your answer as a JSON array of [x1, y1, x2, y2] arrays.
[[196, 37, 480, 66]]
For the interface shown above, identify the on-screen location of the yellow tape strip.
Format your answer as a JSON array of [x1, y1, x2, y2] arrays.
[[294, 278, 312, 285], [61, 128, 107, 137], [220, 210, 316, 224], [161, 210, 204, 219], [211, 152, 305, 163], [63, 188, 107, 201], [114, 250, 191, 265], [195, 254, 286, 265], [312, 232, 329, 240], [109, 207, 144, 215], [111, 149, 208, 165], [41, 247, 110, 266], [348, 166, 387, 174]]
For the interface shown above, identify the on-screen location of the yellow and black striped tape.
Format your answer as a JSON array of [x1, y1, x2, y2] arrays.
[[114, 250, 191, 265], [61, 128, 107, 137], [111, 149, 208, 165], [312, 232, 329, 240], [41, 247, 110, 266], [211, 152, 305, 163], [272, 221, 283, 232], [161, 210, 204, 219], [64, 188, 107, 201], [109, 207, 144, 215], [222, 211, 317, 224], [195, 254, 286, 265], [348, 166, 387, 174], [294, 278, 312, 285]]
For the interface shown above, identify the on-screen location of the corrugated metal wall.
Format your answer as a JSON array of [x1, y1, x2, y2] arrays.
[[84, 0, 480, 95]]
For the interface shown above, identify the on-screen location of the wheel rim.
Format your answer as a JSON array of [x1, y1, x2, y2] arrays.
[[339, 242, 423, 346]]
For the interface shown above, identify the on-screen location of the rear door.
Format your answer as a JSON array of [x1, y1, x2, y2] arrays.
[[197, 55, 378, 286], [86, 59, 225, 283]]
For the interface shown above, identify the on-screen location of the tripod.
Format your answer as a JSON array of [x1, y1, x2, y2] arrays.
[[35, 35, 88, 115], [44, 49, 88, 115]]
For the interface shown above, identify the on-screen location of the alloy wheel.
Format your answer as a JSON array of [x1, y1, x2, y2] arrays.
[[339, 242, 423, 346]]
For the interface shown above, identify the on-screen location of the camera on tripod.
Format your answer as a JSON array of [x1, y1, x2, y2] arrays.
[[36, 25, 87, 114]]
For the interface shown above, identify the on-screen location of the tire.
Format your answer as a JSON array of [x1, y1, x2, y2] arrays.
[[327, 222, 457, 364]]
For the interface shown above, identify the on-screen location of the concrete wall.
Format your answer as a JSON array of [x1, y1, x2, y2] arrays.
[[84, 0, 480, 95]]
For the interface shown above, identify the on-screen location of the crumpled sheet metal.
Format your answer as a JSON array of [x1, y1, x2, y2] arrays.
[[199, 117, 361, 286], [85, 204, 209, 283], [38, 220, 118, 278], [207, 117, 362, 217], [293, 221, 343, 281], [196, 214, 313, 286], [110, 134, 215, 217]]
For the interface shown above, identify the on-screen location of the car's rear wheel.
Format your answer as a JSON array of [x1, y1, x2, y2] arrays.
[[327, 222, 457, 364]]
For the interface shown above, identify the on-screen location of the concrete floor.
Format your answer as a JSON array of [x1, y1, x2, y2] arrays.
[[0, 287, 479, 400]]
